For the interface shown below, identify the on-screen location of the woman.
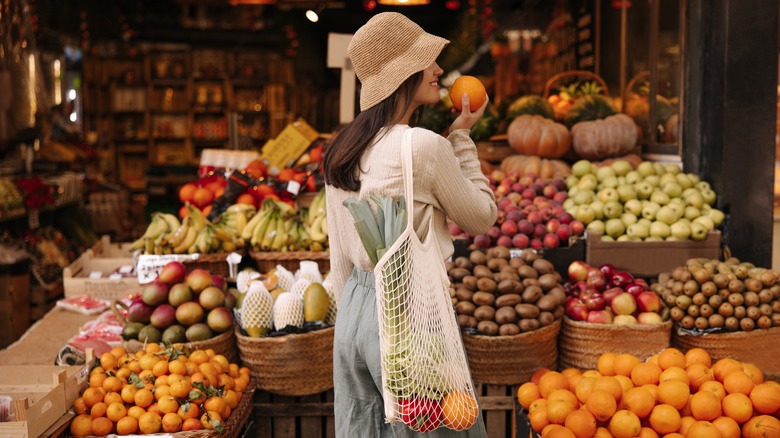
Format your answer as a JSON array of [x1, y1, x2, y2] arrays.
[[323, 12, 497, 437]]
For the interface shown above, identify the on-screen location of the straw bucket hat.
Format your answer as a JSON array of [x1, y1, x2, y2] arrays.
[[348, 12, 449, 111]]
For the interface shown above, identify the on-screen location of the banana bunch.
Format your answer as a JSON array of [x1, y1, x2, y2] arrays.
[[130, 212, 182, 254], [302, 190, 328, 252], [213, 204, 257, 253]]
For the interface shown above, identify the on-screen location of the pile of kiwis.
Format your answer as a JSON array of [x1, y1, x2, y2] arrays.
[[446, 246, 565, 336], [653, 257, 780, 332]]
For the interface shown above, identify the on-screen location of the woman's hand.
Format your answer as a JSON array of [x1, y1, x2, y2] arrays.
[[449, 93, 489, 132]]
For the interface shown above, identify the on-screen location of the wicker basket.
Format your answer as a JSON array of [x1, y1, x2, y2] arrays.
[[123, 328, 239, 364], [672, 325, 780, 383], [249, 250, 330, 274], [462, 319, 561, 385], [183, 252, 242, 279], [235, 326, 334, 396], [558, 317, 673, 370], [543, 70, 612, 99]]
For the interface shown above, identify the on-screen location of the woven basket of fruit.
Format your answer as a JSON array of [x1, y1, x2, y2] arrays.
[[183, 252, 243, 279], [463, 319, 561, 385], [235, 326, 334, 396], [249, 250, 330, 274], [558, 317, 673, 370]]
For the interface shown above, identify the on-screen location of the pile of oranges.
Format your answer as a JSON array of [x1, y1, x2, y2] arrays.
[[517, 347, 780, 438], [69, 343, 251, 436]]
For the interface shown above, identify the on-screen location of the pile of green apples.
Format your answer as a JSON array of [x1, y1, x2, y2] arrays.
[[562, 159, 725, 241]]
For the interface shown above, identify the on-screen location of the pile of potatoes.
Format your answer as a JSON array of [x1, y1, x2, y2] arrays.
[[447, 246, 565, 336], [653, 257, 780, 332]]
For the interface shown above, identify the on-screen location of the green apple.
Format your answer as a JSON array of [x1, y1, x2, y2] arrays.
[[696, 181, 711, 191], [642, 202, 661, 220], [635, 181, 654, 199], [576, 174, 598, 191], [650, 190, 671, 206], [650, 221, 672, 239], [684, 206, 701, 221], [624, 199, 643, 216], [617, 235, 633, 242], [637, 218, 653, 229], [665, 202, 685, 220], [572, 160, 593, 177], [670, 221, 692, 240], [690, 222, 709, 241], [625, 170, 642, 185], [573, 190, 595, 205], [587, 219, 606, 235], [644, 175, 661, 187], [637, 161, 656, 177], [645, 236, 664, 242], [664, 163, 681, 175], [688, 173, 701, 185], [611, 160, 634, 177], [707, 208, 725, 227], [660, 173, 678, 187], [627, 223, 650, 239], [617, 176, 626, 186], [575, 205, 596, 224], [617, 185, 637, 203], [701, 188, 717, 205], [675, 173, 694, 189], [590, 201, 605, 220], [601, 235, 615, 242], [596, 166, 617, 182], [656, 206, 679, 225], [653, 162, 667, 176], [662, 182, 683, 198], [682, 188, 698, 198], [598, 188, 620, 203], [693, 215, 715, 231], [566, 175, 580, 189], [600, 175, 619, 189], [621, 212, 638, 227], [605, 218, 626, 239], [563, 198, 576, 211], [684, 191, 705, 209], [603, 201, 623, 219]]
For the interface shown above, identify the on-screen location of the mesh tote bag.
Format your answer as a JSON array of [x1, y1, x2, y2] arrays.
[[374, 129, 479, 432]]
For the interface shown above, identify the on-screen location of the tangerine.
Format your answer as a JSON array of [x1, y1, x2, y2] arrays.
[[179, 402, 201, 420], [684, 347, 712, 368], [106, 401, 127, 422], [91, 416, 113, 436], [128, 405, 146, 420], [721, 392, 754, 424], [648, 403, 681, 435], [73, 397, 89, 415], [449, 75, 487, 111], [750, 382, 780, 414], [162, 412, 183, 433], [117, 415, 139, 434], [201, 410, 224, 430], [69, 414, 93, 436], [711, 416, 741, 438], [585, 390, 617, 422], [99, 352, 118, 371], [686, 420, 723, 438], [564, 409, 597, 438], [182, 417, 204, 431], [134, 388, 155, 408], [102, 375, 124, 393], [608, 409, 641, 438], [689, 389, 722, 421], [139, 411, 162, 434], [89, 401, 107, 418]]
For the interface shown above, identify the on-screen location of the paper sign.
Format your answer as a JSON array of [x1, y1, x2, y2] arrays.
[[286, 180, 301, 196], [89, 271, 103, 279], [510, 248, 539, 258], [136, 254, 199, 284], [109, 273, 123, 280], [260, 118, 319, 174], [119, 265, 133, 274]]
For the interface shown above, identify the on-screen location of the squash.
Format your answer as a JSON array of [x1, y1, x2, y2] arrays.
[[499, 154, 571, 180], [506, 95, 555, 120], [506, 114, 571, 159], [570, 113, 638, 160], [564, 95, 617, 127]]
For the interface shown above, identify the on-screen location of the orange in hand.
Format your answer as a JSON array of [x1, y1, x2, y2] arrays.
[[449, 76, 487, 111]]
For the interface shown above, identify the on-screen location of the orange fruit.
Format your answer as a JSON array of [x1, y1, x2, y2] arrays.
[[593, 376, 624, 402], [212, 354, 230, 371], [128, 405, 146, 420], [69, 414, 93, 436], [201, 410, 224, 430], [721, 392, 754, 424], [700, 380, 727, 401], [517, 382, 542, 409], [679, 415, 696, 435], [91, 416, 113, 436], [121, 384, 138, 404], [449, 75, 487, 111], [139, 411, 162, 434], [564, 409, 597, 438], [686, 420, 723, 438], [750, 382, 780, 414], [100, 352, 118, 371], [110, 345, 127, 358], [548, 389, 579, 408], [642, 384, 659, 402], [73, 397, 89, 415], [711, 416, 741, 438], [663, 434, 685, 438], [89, 372, 107, 389], [586, 390, 617, 422], [440, 390, 479, 430], [637, 427, 659, 438], [102, 375, 123, 393], [631, 362, 662, 386], [648, 403, 682, 435], [593, 427, 614, 438], [106, 401, 127, 422], [608, 409, 641, 438], [190, 350, 209, 365], [179, 183, 198, 204], [182, 417, 203, 431], [168, 359, 188, 376], [541, 424, 571, 438], [742, 415, 780, 438], [614, 375, 634, 394], [529, 398, 548, 414], [659, 366, 690, 385], [155, 384, 171, 400], [217, 373, 234, 392], [612, 354, 641, 377], [657, 348, 686, 370], [742, 362, 764, 385], [529, 405, 550, 432], [689, 389, 722, 421], [89, 401, 107, 418], [134, 388, 155, 408], [170, 379, 193, 399], [575, 377, 597, 404], [547, 399, 577, 425], [621, 387, 655, 419], [583, 370, 603, 380], [657, 379, 690, 410], [723, 371, 755, 395], [686, 363, 714, 391], [539, 371, 570, 398], [223, 390, 240, 410], [680, 394, 694, 417], [115, 366, 131, 381], [158, 395, 180, 414], [712, 358, 743, 382], [179, 402, 201, 420], [103, 391, 122, 406], [162, 412, 183, 433], [82, 387, 104, 407], [117, 415, 139, 434], [684, 347, 712, 368]]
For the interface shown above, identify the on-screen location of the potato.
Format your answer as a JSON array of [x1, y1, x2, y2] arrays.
[[462, 276, 478, 291], [473, 265, 494, 279], [536, 295, 559, 312], [472, 292, 496, 307], [487, 257, 509, 272], [498, 279, 522, 295], [495, 294, 522, 308], [455, 301, 476, 316], [469, 250, 487, 266], [473, 305, 496, 322], [522, 285, 543, 303], [449, 267, 470, 282], [477, 320, 499, 336], [515, 304, 540, 319], [499, 323, 520, 336], [519, 318, 540, 333], [476, 277, 498, 294], [538, 311, 555, 327], [495, 306, 518, 325]]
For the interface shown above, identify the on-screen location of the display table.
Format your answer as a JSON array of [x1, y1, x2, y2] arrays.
[[0, 307, 94, 366]]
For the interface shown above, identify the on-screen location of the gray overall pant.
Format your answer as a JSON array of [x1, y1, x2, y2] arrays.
[[334, 268, 487, 437]]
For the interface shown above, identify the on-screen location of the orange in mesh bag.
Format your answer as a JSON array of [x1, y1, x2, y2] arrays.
[[343, 129, 479, 432]]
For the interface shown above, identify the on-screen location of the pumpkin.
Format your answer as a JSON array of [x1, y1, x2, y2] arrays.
[[564, 95, 617, 127], [570, 113, 638, 160], [506, 114, 571, 159], [506, 95, 555, 120], [499, 154, 571, 180]]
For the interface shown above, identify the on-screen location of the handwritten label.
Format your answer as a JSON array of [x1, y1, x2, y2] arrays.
[[119, 265, 134, 274], [89, 271, 103, 279], [28, 209, 40, 229], [136, 254, 199, 284]]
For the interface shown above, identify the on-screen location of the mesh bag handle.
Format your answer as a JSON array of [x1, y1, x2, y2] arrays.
[[373, 129, 479, 432]]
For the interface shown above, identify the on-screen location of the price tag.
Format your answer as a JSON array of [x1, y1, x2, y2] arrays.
[[108, 273, 123, 280], [136, 254, 199, 284], [28, 209, 40, 229], [118, 265, 134, 274], [286, 180, 301, 196], [510, 248, 538, 258], [89, 271, 103, 279]]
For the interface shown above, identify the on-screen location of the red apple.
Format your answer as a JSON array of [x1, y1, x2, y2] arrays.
[[570, 220, 585, 236], [521, 188, 535, 200], [186, 268, 214, 293], [636, 291, 662, 313], [533, 224, 547, 238], [611, 293, 637, 315], [556, 224, 571, 242], [530, 238, 543, 249], [587, 310, 614, 324], [500, 220, 518, 236], [602, 287, 624, 304], [158, 261, 187, 285], [625, 283, 647, 297], [511, 233, 529, 249], [517, 220, 534, 236], [610, 271, 635, 289], [557, 212, 574, 225], [565, 299, 589, 321], [583, 293, 607, 311], [546, 219, 561, 234], [599, 264, 616, 280], [568, 261, 591, 283], [633, 278, 650, 289], [637, 312, 664, 325], [586, 269, 607, 291], [543, 233, 560, 249], [553, 191, 568, 203], [487, 226, 501, 241], [496, 198, 513, 211], [527, 211, 543, 225], [474, 233, 492, 248], [543, 184, 558, 198], [613, 314, 638, 325], [496, 235, 513, 248], [212, 274, 228, 292]]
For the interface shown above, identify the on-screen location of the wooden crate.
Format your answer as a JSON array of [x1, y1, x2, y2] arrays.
[[89, 235, 135, 259], [63, 252, 138, 300], [251, 385, 518, 438]]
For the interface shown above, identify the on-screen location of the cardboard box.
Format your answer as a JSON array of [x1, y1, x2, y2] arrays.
[[0, 362, 88, 438], [586, 230, 722, 278], [63, 251, 139, 300]]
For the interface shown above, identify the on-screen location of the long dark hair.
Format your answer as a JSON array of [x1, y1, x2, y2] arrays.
[[323, 71, 425, 191]]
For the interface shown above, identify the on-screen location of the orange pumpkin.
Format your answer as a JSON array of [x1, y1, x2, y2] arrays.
[[506, 114, 571, 158], [570, 113, 638, 160]]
